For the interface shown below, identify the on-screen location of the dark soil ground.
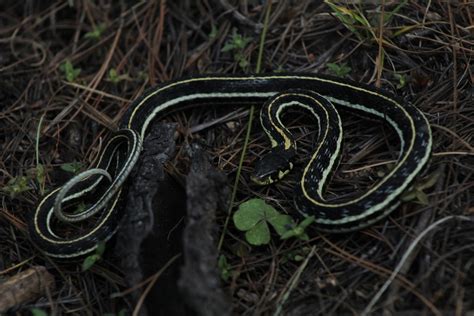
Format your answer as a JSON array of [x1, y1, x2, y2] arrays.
[[0, 1, 473, 315]]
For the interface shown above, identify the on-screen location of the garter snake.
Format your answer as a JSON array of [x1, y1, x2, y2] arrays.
[[29, 74, 432, 258]]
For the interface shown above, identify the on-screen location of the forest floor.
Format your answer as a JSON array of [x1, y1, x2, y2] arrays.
[[0, 1, 473, 315]]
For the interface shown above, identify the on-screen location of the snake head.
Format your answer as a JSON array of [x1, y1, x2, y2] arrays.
[[251, 148, 295, 185]]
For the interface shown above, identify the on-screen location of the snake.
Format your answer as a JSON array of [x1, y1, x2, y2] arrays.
[[28, 74, 432, 258]]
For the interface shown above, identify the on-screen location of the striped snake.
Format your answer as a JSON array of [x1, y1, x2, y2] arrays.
[[29, 74, 432, 258]]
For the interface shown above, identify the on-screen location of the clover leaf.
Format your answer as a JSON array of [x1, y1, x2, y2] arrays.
[[233, 199, 294, 246], [82, 241, 106, 272]]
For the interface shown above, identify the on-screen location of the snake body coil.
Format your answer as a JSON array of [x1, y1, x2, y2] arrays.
[[29, 74, 432, 258]]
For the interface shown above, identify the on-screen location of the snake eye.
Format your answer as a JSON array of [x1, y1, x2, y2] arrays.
[[251, 149, 294, 185]]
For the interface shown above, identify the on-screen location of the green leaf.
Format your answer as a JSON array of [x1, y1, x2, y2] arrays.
[[107, 68, 131, 84], [221, 29, 252, 69], [245, 220, 270, 246], [35, 164, 46, 186], [30, 308, 48, 316], [324, 1, 374, 41], [327, 62, 351, 78], [280, 216, 314, 241], [82, 254, 100, 272], [298, 216, 315, 229], [280, 227, 300, 240], [108, 68, 120, 84], [209, 24, 218, 39], [402, 172, 439, 204], [286, 246, 312, 262], [401, 189, 416, 202], [267, 213, 294, 236], [218, 254, 231, 282], [60, 161, 85, 174], [233, 199, 266, 231], [221, 42, 235, 53], [415, 189, 429, 205], [325, 2, 359, 36], [3, 176, 31, 198], [95, 241, 106, 256], [81, 241, 107, 271], [234, 198, 303, 246], [84, 23, 106, 40], [394, 73, 407, 89], [293, 254, 304, 261], [60, 60, 81, 82], [418, 172, 440, 191], [298, 232, 310, 241]]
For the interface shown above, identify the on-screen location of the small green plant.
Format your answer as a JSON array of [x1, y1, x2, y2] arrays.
[[138, 70, 149, 82], [325, 1, 407, 40], [327, 62, 352, 78], [84, 23, 106, 40], [3, 164, 48, 199], [233, 198, 295, 246], [284, 246, 313, 262], [324, 0, 409, 85], [218, 254, 232, 282], [60, 161, 85, 174], [325, 1, 373, 40], [60, 60, 81, 82], [3, 176, 31, 198], [107, 68, 130, 84], [108, 68, 120, 84], [34, 164, 46, 193], [30, 308, 49, 316], [209, 24, 218, 39], [82, 241, 106, 272], [394, 73, 407, 89], [221, 29, 252, 70], [280, 216, 315, 241], [401, 172, 440, 205]]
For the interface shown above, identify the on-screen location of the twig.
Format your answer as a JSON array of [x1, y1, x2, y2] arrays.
[[274, 246, 316, 316], [218, 0, 273, 251], [218, 0, 263, 31], [361, 216, 474, 316]]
